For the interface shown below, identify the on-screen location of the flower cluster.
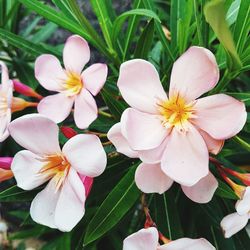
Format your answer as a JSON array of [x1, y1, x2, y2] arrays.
[[0, 35, 248, 246]]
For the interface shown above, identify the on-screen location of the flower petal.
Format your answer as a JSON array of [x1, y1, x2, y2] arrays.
[[0, 109, 11, 142], [63, 134, 106, 177], [35, 54, 66, 92], [82, 63, 108, 96], [161, 125, 209, 186], [121, 108, 168, 150], [63, 35, 90, 74], [235, 186, 250, 215], [158, 238, 215, 250], [169, 46, 219, 101], [9, 114, 61, 155], [0, 169, 13, 182], [138, 137, 169, 164], [11, 150, 49, 190], [107, 122, 139, 158], [220, 212, 249, 238], [135, 163, 173, 194], [118, 59, 167, 113], [38, 93, 74, 123], [123, 227, 159, 250], [74, 89, 98, 129], [199, 129, 224, 155], [30, 179, 59, 229], [0, 61, 10, 91], [55, 168, 86, 231], [181, 172, 218, 203], [193, 94, 247, 140]]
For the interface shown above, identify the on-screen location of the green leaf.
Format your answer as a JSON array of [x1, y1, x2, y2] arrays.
[[0, 185, 40, 202], [215, 179, 238, 200], [90, 0, 113, 49], [204, 0, 242, 72], [101, 87, 128, 120], [233, 0, 250, 54], [31, 22, 58, 43], [142, 0, 175, 62], [84, 164, 140, 245], [233, 136, 250, 152], [154, 191, 183, 239], [112, 8, 160, 44], [0, 28, 61, 58], [134, 19, 155, 59]]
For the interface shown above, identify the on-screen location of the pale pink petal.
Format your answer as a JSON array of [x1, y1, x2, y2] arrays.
[[8, 114, 61, 155], [138, 137, 169, 164], [0, 61, 10, 91], [199, 130, 224, 155], [55, 168, 86, 231], [193, 94, 247, 140], [123, 227, 159, 250], [169, 46, 219, 101], [158, 238, 215, 250], [121, 108, 168, 151], [11, 150, 49, 190], [63, 35, 90, 74], [74, 89, 98, 129], [135, 163, 173, 194], [118, 59, 167, 113], [30, 179, 59, 229], [38, 93, 74, 123], [181, 172, 218, 203], [35, 54, 66, 92], [82, 63, 107, 96], [0, 109, 11, 142], [161, 124, 209, 186], [107, 123, 139, 158], [235, 186, 250, 215], [62, 134, 106, 177], [220, 212, 249, 238]]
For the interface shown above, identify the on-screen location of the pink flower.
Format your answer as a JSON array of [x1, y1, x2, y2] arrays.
[[220, 212, 249, 238], [115, 46, 246, 186], [108, 123, 218, 203], [8, 114, 107, 231], [123, 227, 215, 250], [0, 61, 13, 142], [220, 187, 250, 238], [35, 35, 108, 129]]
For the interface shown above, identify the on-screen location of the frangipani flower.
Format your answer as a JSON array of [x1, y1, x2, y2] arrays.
[[220, 212, 249, 238], [35, 35, 108, 129], [9, 114, 107, 231], [0, 61, 13, 142], [220, 187, 250, 238], [108, 123, 218, 203], [0, 157, 13, 182], [123, 227, 215, 250], [116, 46, 246, 186]]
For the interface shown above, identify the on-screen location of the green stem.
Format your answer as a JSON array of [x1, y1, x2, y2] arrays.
[[233, 136, 250, 152]]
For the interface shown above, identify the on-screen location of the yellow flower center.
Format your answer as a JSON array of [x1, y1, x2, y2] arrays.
[[63, 71, 83, 96], [39, 154, 71, 191], [158, 94, 195, 131]]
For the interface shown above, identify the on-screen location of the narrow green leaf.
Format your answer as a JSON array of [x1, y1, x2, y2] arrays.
[[90, 0, 113, 49], [101, 87, 128, 120], [112, 8, 160, 43], [233, 0, 250, 54], [31, 22, 58, 43], [52, 0, 73, 19], [0, 28, 61, 58], [233, 136, 250, 152], [134, 19, 155, 59], [84, 164, 140, 245], [204, 0, 242, 72]]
